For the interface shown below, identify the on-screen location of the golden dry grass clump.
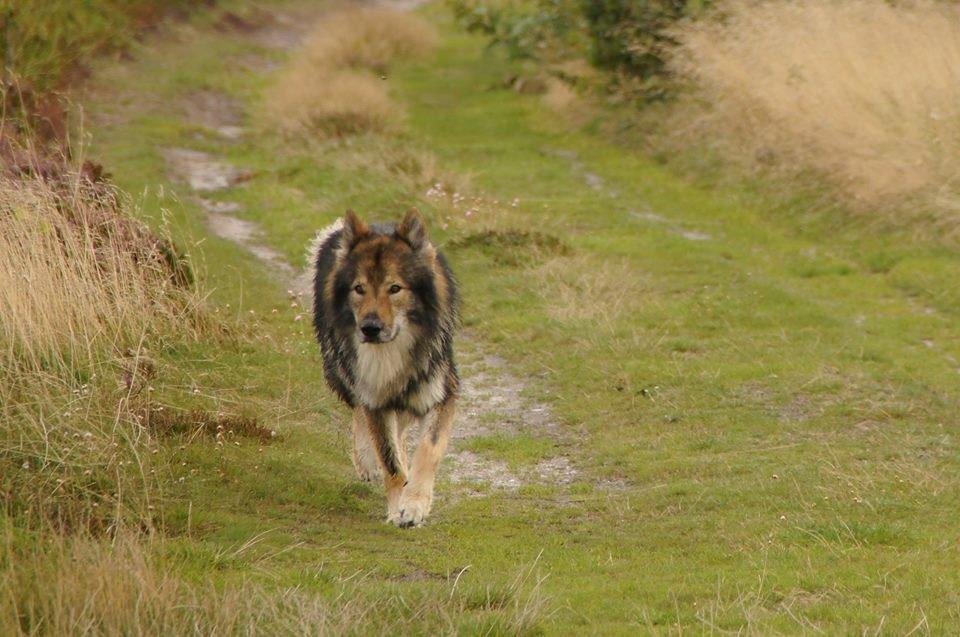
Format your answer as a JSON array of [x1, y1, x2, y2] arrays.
[[268, 66, 397, 137], [672, 0, 960, 208], [302, 7, 438, 73], [266, 7, 436, 138]]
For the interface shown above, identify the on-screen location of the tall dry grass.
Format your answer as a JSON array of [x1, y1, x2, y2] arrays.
[[0, 161, 205, 529], [671, 0, 960, 212], [0, 174, 193, 379], [266, 7, 436, 138]]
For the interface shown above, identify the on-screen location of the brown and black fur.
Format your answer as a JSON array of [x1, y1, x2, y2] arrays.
[[311, 209, 458, 527]]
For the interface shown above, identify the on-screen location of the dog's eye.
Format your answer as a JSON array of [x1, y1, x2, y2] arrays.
[[353, 284, 365, 295], [388, 284, 402, 295]]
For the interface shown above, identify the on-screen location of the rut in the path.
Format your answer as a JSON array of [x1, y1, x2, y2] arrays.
[[161, 8, 580, 493]]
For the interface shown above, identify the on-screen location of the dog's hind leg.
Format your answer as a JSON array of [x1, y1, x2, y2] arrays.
[[397, 397, 456, 528], [351, 407, 382, 482], [362, 407, 407, 524]]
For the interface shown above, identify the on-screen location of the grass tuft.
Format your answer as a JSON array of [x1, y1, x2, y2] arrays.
[[449, 229, 571, 265], [267, 67, 399, 138], [300, 7, 437, 73], [265, 7, 436, 139]]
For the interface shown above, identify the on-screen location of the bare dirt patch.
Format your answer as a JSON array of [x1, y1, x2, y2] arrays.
[[630, 207, 714, 242], [445, 451, 524, 492], [164, 146, 306, 286], [163, 148, 249, 192], [248, 11, 313, 51], [542, 146, 619, 196], [197, 200, 298, 278], [453, 353, 561, 440], [443, 349, 577, 492], [181, 90, 245, 140]]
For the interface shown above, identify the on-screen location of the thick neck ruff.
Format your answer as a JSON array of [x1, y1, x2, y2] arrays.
[[352, 327, 416, 409]]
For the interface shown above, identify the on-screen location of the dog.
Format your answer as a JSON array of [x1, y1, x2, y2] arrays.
[[310, 208, 459, 527]]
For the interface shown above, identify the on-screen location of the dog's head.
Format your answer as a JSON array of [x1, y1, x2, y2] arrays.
[[336, 208, 437, 345]]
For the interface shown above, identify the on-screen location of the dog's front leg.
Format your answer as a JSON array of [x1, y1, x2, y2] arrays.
[[362, 407, 407, 524], [351, 407, 383, 482], [398, 397, 456, 528]]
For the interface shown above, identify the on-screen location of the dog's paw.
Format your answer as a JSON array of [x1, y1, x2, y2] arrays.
[[395, 493, 432, 528]]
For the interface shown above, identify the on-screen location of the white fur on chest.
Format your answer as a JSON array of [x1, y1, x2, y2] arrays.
[[353, 329, 415, 408]]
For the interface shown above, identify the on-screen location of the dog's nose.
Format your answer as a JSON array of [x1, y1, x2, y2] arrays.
[[360, 318, 383, 340]]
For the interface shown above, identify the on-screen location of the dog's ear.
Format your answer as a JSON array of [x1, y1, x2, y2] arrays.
[[341, 209, 369, 247], [396, 208, 428, 251]]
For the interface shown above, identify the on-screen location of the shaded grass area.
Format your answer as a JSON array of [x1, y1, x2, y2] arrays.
[[57, 0, 960, 634]]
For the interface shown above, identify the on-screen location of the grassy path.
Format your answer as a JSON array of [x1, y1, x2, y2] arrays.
[[83, 1, 960, 633]]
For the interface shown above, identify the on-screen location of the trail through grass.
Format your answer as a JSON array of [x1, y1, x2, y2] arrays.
[[68, 0, 960, 632]]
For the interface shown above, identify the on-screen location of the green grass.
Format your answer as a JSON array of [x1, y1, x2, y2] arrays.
[[28, 0, 960, 632]]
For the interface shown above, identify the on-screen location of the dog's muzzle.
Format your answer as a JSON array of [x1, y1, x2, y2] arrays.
[[360, 317, 392, 343]]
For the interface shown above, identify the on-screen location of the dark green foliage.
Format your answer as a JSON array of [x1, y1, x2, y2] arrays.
[[448, 0, 708, 99], [447, 0, 585, 61], [581, 0, 693, 80]]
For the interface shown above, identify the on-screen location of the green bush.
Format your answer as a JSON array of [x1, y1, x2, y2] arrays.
[[448, 0, 707, 100], [447, 0, 584, 61], [582, 0, 705, 98]]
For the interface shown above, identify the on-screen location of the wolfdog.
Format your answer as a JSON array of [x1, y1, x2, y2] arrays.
[[310, 209, 458, 527]]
